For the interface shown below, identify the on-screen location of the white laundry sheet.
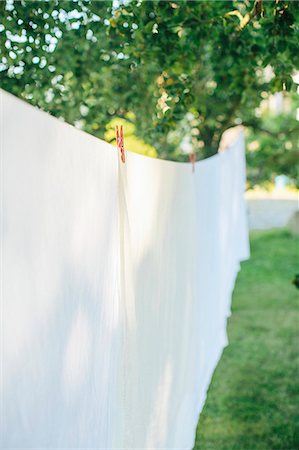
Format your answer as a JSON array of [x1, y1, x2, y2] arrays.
[[1, 89, 249, 449]]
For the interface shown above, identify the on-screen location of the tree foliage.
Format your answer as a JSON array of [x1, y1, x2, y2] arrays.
[[246, 92, 298, 186], [0, 0, 298, 185]]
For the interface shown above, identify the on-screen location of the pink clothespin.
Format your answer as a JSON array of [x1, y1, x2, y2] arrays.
[[189, 152, 196, 173], [116, 125, 125, 163]]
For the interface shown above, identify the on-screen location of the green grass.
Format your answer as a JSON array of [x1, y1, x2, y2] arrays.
[[194, 229, 299, 450]]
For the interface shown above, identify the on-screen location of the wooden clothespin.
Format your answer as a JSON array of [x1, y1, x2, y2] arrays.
[[116, 125, 126, 163], [189, 152, 196, 173]]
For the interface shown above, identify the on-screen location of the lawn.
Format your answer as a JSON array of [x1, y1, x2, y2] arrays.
[[194, 229, 299, 450]]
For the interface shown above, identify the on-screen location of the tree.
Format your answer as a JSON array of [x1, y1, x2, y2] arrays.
[[1, 0, 298, 185], [246, 91, 299, 187]]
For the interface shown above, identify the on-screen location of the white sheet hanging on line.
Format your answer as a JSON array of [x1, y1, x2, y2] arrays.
[[1, 89, 249, 449], [116, 134, 249, 449], [1, 90, 120, 449]]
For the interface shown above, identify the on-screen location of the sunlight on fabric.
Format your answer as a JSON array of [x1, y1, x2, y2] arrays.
[[63, 308, 92, 396]]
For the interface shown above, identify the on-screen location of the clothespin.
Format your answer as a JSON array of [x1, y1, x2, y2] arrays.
[[189, 152, 196, 173], [116, 125, 126, 163]]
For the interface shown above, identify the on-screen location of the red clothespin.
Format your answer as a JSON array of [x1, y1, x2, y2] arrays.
[[189, 152, 196, 173], [116, 125, 125, 163]]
